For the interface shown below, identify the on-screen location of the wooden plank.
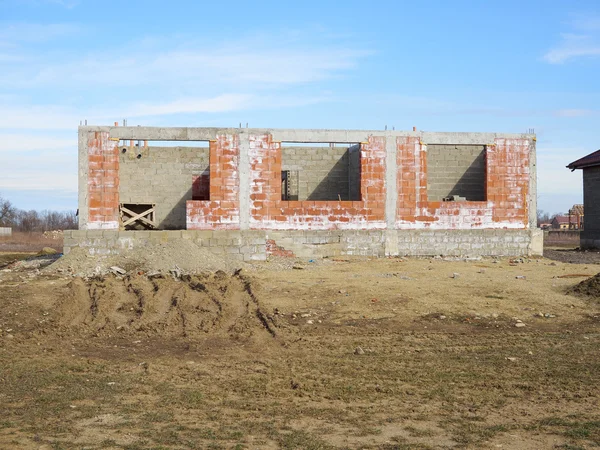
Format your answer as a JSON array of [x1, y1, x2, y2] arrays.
[[120, 205, 156, 228]]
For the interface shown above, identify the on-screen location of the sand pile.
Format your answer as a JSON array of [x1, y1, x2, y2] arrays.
[[48, 240, 247, 277], [56, 271, 281, 341]]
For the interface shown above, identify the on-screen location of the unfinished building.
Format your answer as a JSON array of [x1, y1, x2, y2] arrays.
[[64, 126, 542, 259], [567, 150, 600, 248]]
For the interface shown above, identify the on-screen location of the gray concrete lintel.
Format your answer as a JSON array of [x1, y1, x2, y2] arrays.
[[78, 126, 534, 145]]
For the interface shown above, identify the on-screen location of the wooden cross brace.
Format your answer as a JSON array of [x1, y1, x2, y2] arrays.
[[120, 204, 156, 229]]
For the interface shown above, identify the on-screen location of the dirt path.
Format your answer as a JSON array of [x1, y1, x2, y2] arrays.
[[0, 256, 599, 449]]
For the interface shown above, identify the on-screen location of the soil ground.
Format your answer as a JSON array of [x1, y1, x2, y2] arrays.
[[1, 243, 600, 449]]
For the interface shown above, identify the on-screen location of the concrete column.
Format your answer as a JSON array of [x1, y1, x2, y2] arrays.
[[384, 132, 399, 255], [238, 131, 250, 230], [528, 136, 543, 255], [528, 137, 537, 229], [78, 127, 89, 229]]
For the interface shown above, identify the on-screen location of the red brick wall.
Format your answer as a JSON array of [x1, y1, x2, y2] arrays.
[[187, 136, 240, 230], [396, 137, 530, 229], [266, 239, 295, 257], [87, 131, 119, 229], [248, 134, 386, 230], [489, 138, 529, 225]]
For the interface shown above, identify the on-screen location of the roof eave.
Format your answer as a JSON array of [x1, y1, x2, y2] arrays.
[[567, 162, 600, 170]]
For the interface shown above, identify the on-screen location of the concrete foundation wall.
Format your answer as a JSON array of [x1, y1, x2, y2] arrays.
[[119, 145, 209, 229], [427, 144, 486, 201], [63, 229, 540, 260], [281, 146, 358, 201], [581, 166, 600, 247]]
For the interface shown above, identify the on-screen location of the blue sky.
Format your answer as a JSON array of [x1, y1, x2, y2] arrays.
[[1, 0, 599, 215]]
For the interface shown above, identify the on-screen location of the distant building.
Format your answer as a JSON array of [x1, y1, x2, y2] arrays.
[[0, 227, 11, 237], [539, 222, 551, 230], [567, 150, 600, 248], [568, 204, 584, 230], [551, 215, 570, 230]]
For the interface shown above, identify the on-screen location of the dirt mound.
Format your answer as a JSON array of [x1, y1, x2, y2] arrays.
[[49, 240, 247, 277], [568, 272, 600, 298], [56, 271, 281, 341]]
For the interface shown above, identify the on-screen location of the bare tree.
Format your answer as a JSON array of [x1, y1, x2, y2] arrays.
[[16, 210, 42, 232], [60, 211, 78, 230], [0, 193, 77, 231], [39, 210, 78, 230], [537, 209, 551, 226], [0, 195, 16, 227]]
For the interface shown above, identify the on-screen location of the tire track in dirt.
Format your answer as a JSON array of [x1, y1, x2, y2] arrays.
[[56, 272, 282, 343]]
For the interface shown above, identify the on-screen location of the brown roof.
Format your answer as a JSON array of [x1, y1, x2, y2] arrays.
[[552, 215, 569, 224], [567, 149, 600, 170]]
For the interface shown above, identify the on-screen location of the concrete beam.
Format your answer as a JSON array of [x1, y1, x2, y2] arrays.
[[78, 126, 534, 145]]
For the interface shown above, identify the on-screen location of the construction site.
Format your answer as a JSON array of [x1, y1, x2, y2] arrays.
[[0, 124, 599, 449]]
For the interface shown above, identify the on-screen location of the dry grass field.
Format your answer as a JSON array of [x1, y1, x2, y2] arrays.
[[0, 245, 599, 449]]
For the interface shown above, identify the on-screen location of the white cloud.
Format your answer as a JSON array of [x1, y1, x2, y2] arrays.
[[569, 13, 600, 32], [544, 14, 600, 64], [0, 36, 369, 89], [126, 93, 328, 117], [0, 170, 77, 191], [127, 94, 255, 117], [3, 0, 79, 9], [0, 147, 77, 192], [0, 91, 331, 129], [0, 133, 74, 152], [0, 22, 79, 46], [0, 24, 367, 131], [0, 134, 77, 199], [553, 108, 596, 117], [0, 104, 82, 129], [43, 0, 79, 8], [543, 33, 600, 63]]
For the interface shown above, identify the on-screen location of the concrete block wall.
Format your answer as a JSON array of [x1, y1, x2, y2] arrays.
[[281, 146, 358, 201], [119, 145, 209, 229], [427, 144, 486, 201], [63, 230, 266, 261], [63, 229, 538, 260], [581, 166, 600, 248]]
